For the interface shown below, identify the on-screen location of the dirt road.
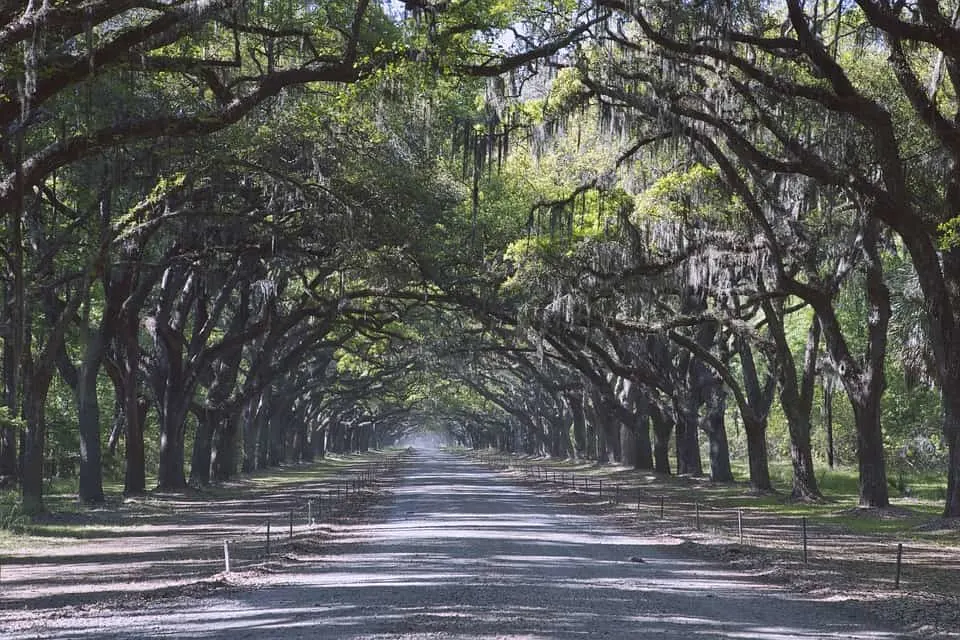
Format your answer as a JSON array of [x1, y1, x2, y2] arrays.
[[4, 450, 901, 638]]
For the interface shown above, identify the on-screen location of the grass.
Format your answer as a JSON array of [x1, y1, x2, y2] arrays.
[[0, 449, 403, 542], [486, 449, 957, 544]]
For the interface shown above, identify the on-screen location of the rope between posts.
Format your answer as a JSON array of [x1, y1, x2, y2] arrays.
[[203, 452, 410, 578]]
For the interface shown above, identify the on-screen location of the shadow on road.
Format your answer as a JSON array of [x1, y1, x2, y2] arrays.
[[4, 450, 902, 639]]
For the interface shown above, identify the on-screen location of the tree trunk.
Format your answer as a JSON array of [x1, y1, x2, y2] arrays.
[[21, 378, 50, 515], [123, 378, 147, 495], [743, 414, 772, 492], [0, 421, 14, 485], [619, 422, 638, 467], [736, 336, 774, 492], [783, 405, 820, 500], [620, 380, 653, 470], [567, 393, 587, 459], [190, 408, 215, 486], [256, 396, 271, 468], [853, 389, 889, 507], [674, 399, 702, 475], [211, 410, 238, 481], [824, 376, 835, 468], [242, 395, 259, 472], [314, 424, 327, 459], [831, 220, 890, 508], [157, 420, 187, 490], [301, 421, 315, 462], [763, 303, 822, 499], [652, 405, 672, 474], [945, 390, 960, 517], [702, 388, 733, 482], [156, 379, 189, 490], [76, 358, 104, 503], [0, 336, 17, 483], [631, 413, 654, 470]]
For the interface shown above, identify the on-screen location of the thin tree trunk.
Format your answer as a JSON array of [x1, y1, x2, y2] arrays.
[[241, 395, 258, 473], [824, 376, 835, 468]]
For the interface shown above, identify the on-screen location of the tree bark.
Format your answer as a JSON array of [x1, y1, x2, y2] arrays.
[[567, 392, 587, 459], [702, 386, 733, 482], [743, 413, 772, 493], [76, 353, 104, 503], [945, 389, 960, 516], [673, 397, 702, 475], [121, 322, 146, 495], [763, 302, 822, 499], [20, 373, 51, 514], [190, 408, 215, 486], [651, 402, 672, 474], [619, 379, 654, 470]]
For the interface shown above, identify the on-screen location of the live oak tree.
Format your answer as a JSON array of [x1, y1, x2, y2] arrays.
[[2, 0, 958, 522]]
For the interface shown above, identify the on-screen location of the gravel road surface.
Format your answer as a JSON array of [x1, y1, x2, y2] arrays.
[[8, 450, 901, 639]]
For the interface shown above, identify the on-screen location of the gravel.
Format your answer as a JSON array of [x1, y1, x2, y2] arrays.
[[4, 450, 906, 639]]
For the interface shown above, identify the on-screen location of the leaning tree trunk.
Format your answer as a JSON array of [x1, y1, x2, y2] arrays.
[[827, 220, 890, 508], [763, 302, 821, 499], [736, 336, 774, 492], [782, 402, 820, 500]]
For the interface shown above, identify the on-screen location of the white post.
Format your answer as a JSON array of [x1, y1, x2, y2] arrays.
[[223, 540, 231, 573]]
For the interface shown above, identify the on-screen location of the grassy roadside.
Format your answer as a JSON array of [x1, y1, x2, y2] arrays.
[[0, 449, 404, 547], [466, 450, 957, 543]]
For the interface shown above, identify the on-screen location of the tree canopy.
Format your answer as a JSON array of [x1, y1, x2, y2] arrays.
[[1, 0, 959, 520]]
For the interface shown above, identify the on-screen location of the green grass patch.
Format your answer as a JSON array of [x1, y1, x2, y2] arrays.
[[1, 449, 403, 542], [480, 449, 956, 544]]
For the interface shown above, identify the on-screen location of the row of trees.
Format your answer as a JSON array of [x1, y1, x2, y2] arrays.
[[416, 0, 960, 518], [0, 0, 579, 513], [1, 1, 958, 520]]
